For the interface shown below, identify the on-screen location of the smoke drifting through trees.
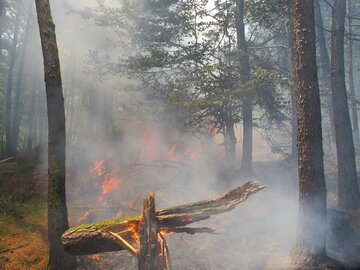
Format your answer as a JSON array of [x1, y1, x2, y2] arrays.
[[0, 0, 359, 269]]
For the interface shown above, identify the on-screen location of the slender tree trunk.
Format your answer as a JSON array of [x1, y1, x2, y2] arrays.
[[12, 8, 33, 155], [35, 0, 76, 269], [286, 13, 297, 160], [291, 0, 327, 266], [235, 0, 252, 173], [346, 0, 360, 146], [314, 0, 335, 144], [5, 5, 20, 155], [331, 0, 360, 210], [224, 108, 236, 162]]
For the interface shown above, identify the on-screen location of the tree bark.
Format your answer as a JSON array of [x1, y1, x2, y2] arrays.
[[235, 0, 252, 174], [138, 193, 158, 270], [292, 0, 327, 267], [331, 0, 360, 210], [5, 4, 20, 156], [286, 12, 297, 160], [314, 0, 335, 144], [346, 0, 360, 146], [35, 0, 76, 269]]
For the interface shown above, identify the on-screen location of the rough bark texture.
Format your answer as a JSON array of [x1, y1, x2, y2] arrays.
[[314, 0, 335, 144], [138, 193, 158, 270], [235, 0, 252, 173], [286, 10, 297, 160], [292, 0, 327, 267], [35, 0, 76, 269], [62, 181, 266, 255], [331, 0, 360, 210]]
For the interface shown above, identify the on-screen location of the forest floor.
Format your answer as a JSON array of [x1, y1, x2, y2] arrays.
[[0, 157, 48, 270], [0, 155, 359, 269]]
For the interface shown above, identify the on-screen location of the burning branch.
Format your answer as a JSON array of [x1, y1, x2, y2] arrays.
[[138, 192, 158, 269], [62, 181, 266, 256]]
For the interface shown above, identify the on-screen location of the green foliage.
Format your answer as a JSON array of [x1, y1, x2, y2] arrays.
[[0, 190, 23, 218], [0, 217, 22, 236], [68, 213, 140, 232], [245, 0, 289, 31], [0, 192, 46, 236], [84, 0, 291, 139]]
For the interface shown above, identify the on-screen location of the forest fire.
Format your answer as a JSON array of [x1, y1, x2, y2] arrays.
[[74, 126, 202, 226], [88, 254, 101, 262], [76, 210, 94, 224], [159, 227, 172, 235], [62, 181, 267, 270], [89, 159, 123, 202], [129, 221, 141, 243], [75, 159, 124, 224], [142, 128, 198, 162]]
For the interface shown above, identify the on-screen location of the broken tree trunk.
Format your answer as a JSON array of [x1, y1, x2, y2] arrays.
[[138, 192, 158, 270], [62, 181, 266, 256]]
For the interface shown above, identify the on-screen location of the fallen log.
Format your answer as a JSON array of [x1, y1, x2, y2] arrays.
[[0, 156, 14, 164], [62, 180, 266, 255]]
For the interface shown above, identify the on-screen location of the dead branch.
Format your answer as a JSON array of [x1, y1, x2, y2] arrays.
[[62, 180, 266, 255]]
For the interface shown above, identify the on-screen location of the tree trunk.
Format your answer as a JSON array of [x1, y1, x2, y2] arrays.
[[138, 193, 158, 270], [331, 0, 360, 210], [224, 109, 236, 162], [5, 4, 20, 156], [35, 0, 76, 269], [286, 15, 297, 160], [292, 0, 327, 267], [314, 0, 335, 144], [12, 8, 33, 155], [346, 0, 360, 146], [235, 0, 252, 174]]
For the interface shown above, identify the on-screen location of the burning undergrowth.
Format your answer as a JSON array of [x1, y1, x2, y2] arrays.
[[66, 121, 230, 269], [64, 119, 300, 269]]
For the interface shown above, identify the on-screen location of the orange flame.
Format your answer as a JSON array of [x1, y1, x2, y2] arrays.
[[129, 222, 140, 243], [159, 227, 172, 235], [88, 254, 101, 261], [90, 159, 107, 177], [89, 159, 123, 202], [77, 210, 94, 224], [102, 174, 122, 196]]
